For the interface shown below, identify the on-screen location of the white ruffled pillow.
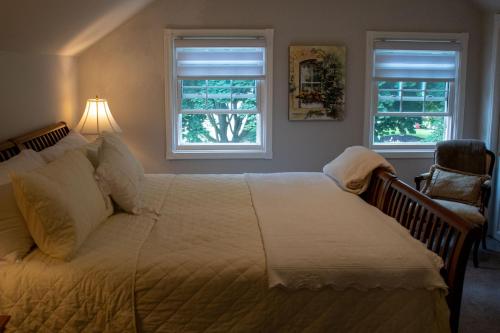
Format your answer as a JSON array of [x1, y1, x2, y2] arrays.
[[96, 132, 144, 214], [40, 130, 89, 162], [323, 146, 395, 194], [0, 149, 45, 262], [11, 150, 113, 260]]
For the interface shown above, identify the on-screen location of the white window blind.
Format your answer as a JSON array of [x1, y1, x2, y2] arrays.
[[174, 38, 266, 79], [373, 40, 461, 81]]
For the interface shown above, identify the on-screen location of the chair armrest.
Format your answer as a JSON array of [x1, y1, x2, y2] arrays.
[[414, 172, 430, 191], [480, 180, 492, 212]]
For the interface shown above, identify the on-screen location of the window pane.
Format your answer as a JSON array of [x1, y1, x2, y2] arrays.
[[182, 98, 206, 110], [208, 80, 231, 87], [207, 98, 231, 110], [207, 87, 231, 97], [425, 91, 447, 99], [181, 79, 259, 112], [401, 100, 423, 112], [232, 80, 256, 87], [376, 80, 450, 114], [374, 116, 448, 144], [402, 90, 424, 98], [181, 113, 258, 144], [402, 81, 424, 89], [426, 82, 446, 90], [424, 101, 446, 112], [183, 87, 205, 97], [378, 81, 399, 89], [378, 100, 400, 112], [379, 90, 399, 98], [183, 80, 206, 87]]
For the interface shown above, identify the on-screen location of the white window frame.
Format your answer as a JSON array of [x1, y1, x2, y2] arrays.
[[364, 31, 468, 158], [164, 29, 273, 159]]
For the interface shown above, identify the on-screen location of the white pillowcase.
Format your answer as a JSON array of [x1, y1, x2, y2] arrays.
[[78, 137, 102, 168], [0, 149, 45, 185], [11, 150, 113, 260], [96, 132, 144, 214], [40, 130, 89, 162], [323, 146, 395, 194], [0, 149, 45, 262]]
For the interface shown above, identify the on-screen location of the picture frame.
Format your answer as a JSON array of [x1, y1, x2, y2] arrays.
[[288, 45, 346, 121]]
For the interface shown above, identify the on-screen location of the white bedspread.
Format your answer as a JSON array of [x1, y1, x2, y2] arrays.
[[246, 172, 447, 291], [0, 174, 450, 332]]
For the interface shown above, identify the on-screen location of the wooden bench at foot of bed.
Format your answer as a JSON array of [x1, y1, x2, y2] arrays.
[[364, 169, 481, 333]]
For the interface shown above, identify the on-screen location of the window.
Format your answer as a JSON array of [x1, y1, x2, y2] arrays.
[[165, 29, 273, 159], [365, 32, 468, 157]]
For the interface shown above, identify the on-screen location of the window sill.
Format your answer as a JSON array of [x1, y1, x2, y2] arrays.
[[373, 149, 434, 159], [167, 149, 273, 160]]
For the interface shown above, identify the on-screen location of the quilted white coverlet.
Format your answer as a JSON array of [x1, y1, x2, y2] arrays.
[[246, 172, 447, 291], [0, 174, 450, 332]]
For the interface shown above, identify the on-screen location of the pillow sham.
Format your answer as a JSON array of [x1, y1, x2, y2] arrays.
[[78, 137, 102, 168], [422, 165, 489, 207], [0, 149, 45, 262], [0, 184, 34, 262], [40, 130, 89, 162], [11, 150, 113, 260], [100, 132, 144, 179], [96, 133, 144, 214], [0, 149, 45, 185], [323, 146, 395, 194]]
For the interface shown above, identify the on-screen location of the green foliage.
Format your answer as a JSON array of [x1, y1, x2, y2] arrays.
[[299, 49, 345, 119], [180, 80, 257, 143], [374, 81, 448, 143], [319, 52, 345, 119]]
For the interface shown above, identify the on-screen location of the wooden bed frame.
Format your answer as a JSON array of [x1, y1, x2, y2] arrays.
[[0, 122, 480, 333]]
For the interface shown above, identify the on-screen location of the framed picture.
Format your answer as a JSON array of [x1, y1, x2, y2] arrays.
[[289, 45, 346, 121]]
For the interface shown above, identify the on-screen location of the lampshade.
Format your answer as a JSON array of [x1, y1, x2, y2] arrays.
[[75, 97, 122, 135]]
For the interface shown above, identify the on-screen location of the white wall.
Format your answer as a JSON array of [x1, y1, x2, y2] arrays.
[[77, 0, 485, 184], [478, 11, 500, 239], [0, 52, 78, 141]]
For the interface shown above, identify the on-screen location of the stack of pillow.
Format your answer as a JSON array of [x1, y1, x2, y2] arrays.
[[0, 131, 144, 262]]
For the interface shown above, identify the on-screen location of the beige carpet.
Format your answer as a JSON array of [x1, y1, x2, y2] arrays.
[[459, 237, 500, 332]]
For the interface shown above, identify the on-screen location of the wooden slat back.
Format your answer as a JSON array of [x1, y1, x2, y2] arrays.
[[0, 141, 21, 162], [12, 122, 69, 152], [365, 168, 481, 333]]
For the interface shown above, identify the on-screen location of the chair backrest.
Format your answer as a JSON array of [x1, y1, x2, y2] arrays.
[[434, 140, 495, 176]]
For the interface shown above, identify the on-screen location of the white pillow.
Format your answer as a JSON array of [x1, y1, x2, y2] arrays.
[[96, 133, 144, 214], [0, 149, 45, 185], [323, 146, 395, 194], [40, 130, 89, 162], [0, 149, 45, 262], [78, 137, 102, 168], [11, 150, 113, 260]]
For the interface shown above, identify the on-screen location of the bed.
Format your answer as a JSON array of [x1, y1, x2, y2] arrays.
[[0, 122, 480, 333]]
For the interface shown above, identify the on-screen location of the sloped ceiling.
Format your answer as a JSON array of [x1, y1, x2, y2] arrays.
[[0, 0, 155, 56]]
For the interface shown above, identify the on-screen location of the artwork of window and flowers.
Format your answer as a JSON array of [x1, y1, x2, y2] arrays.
[[289, 45, 346, 121]]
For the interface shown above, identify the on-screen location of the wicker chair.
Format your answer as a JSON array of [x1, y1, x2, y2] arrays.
[[415, 140, 495, 267]]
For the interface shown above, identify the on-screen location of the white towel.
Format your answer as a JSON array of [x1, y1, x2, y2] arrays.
[[323, 146, 395, 194]]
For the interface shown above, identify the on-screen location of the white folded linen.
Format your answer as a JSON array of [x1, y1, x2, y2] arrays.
[[323, 146, 395, 194], [246, 172, 447, 291]]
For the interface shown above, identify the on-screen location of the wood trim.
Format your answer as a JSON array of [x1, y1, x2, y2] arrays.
[[0, 141, 21, 162], [11, 122, 69, 152], [0, 122, 70, 162], [365, 169, 481, 333]]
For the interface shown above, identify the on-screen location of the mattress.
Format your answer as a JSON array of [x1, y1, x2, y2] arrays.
[[0, 174, 450, 332]]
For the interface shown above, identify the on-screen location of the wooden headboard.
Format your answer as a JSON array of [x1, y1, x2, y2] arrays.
[[0, 122, 70, 162], [0, 141, 21, 162]]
